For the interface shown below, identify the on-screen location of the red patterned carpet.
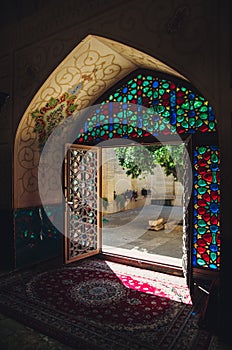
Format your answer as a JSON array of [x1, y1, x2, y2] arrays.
[[0, 258, 212, 350]]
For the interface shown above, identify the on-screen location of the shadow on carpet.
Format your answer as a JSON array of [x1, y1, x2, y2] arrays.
[[0, 258, 212, 350]]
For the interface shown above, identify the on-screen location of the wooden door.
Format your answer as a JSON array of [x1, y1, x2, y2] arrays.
[[64, 144, 102, 264]]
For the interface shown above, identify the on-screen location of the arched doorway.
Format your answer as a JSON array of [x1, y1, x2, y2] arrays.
[[62, 69, 219, 293], [14, 36, 220, 294]]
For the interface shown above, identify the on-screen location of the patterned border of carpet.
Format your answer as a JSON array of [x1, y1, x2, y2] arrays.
[[0, 258, 212, 350]]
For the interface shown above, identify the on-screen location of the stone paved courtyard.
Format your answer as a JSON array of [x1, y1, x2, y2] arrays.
[[102, 204, 184, 267]]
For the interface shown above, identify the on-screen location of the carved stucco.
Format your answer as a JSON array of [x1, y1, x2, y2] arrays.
[[14, 35, 189, 208]]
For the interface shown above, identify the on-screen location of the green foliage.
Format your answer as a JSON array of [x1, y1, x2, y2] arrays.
[[115, 144, 184, 182], [116, 146, 156, 179]]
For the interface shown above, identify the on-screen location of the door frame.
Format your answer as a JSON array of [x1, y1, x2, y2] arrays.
[[99, 138, 191, 278]]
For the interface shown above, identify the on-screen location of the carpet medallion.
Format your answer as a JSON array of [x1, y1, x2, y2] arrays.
[[0, 258, 212, 350]]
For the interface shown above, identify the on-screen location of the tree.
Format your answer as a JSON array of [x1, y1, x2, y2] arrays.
[[115, 144, 184, 183]]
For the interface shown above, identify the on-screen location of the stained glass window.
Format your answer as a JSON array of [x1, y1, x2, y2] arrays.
[[193, 146, 220, 270], [75, 70, 220, 271], [76, 72, 216, 143]]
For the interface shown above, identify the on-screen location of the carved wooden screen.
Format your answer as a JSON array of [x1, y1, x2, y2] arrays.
[[64, 144, 102, 263], [182, 137, 194, 294]]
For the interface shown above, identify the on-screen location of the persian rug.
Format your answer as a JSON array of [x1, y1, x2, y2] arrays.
[[0, 258, 212, 350]]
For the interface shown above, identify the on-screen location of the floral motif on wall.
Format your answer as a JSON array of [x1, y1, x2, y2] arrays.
[[32, 90, 80, 147]]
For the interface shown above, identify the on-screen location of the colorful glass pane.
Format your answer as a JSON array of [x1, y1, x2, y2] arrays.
[[76, 72, 216, 143], [193, 146, 220, 269]]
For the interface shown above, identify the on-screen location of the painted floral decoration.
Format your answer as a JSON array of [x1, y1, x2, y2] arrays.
[[32, 92, 79, 148]]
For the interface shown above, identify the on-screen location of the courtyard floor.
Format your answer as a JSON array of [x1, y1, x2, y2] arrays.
[[102, 204, 184, 267]]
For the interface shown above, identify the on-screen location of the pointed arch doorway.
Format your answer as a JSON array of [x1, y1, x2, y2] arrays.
[[14, 36, 220, 297], [63, 68, 220, 296]]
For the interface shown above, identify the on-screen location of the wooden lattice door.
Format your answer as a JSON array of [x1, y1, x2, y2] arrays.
[[64, 144, 102, 264]]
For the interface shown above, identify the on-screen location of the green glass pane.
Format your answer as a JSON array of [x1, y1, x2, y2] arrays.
[[209, 122, 215, 130], [197, 258, 206, 266], [131, 115, 137, 121], [211, 153, 218, 163], [109, 132, 113, 138], [131, 89, 137, 95], [157, 105, 165, 113], [159, 89, 165, 95], [194, 100, 203, 108], [163, 111, 170, 117], [131, 83, 137, 88], [162, 82, 169, 89], [199, 106, 208, 112], [198, 147, 207, 154], [100, 114, 105, 121], [143, 113, 150, 119], [198, 179, 207, 187], [182, 102, 190, 109], [128, 94, 133, 100], [181, 87, 187, 92], [210, 252, 217, 261], [142, 80, 150, 87], [177, 108, 184, 116], [196, 119, 203, 127], [198, 187, 207, 195], [147, 76, 152, 80], [103, 125, 109, 130], [147, 126, 154, 133], [198, 220, 207, 227], [143, 87, 149, 94], [212, 232, 217, 245], [189, 118, 195, 126], [177, 115, 184, 122], [128, 126, 133, 133], [147, 91, 153, 97], [159, 124, 166, 131], [114, 92, 120, 98], [117, 128, 122, 134], [100, 130, 105, 136], [117, 96, 122, 102], [163, 117, 170, 124], [170, 125, 176, 133], [153, 91, 159, 98], [181, 120, 188, 128], [200, 113, 208, 120], [137, 129, 143, 135], [198, 227, 207, 234], [212, 172, 217, 183], [137, 74, 142, 79]]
